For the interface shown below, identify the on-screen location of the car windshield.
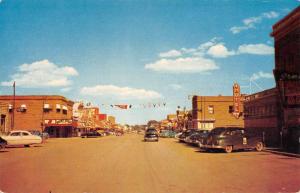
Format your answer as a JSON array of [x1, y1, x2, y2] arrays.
[[210, 128, 226, 135], [146, 128, 157, 133]]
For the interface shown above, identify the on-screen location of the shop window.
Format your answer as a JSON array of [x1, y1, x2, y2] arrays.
[[8, 104, 13, 112], [228, 105, 234, 113], [19, 104, 27, 113], [44, 109, 51, 113], [208, 105, 214, 114], [1, 115, 5, 126], [56, 104, 61, 113], [43, 104, 52, 113]]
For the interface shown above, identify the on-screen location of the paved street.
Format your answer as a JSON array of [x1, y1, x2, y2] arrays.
[[0, 134, 299, 193]]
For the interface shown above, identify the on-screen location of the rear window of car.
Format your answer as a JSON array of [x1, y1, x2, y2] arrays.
[[146, 128, 157, 132], [22, 132, 29, 136]]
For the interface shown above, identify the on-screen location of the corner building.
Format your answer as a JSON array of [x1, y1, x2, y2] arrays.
[[271, 6, 300, 150], [0, 95, 75, 138], [192, 95, 244, 130]]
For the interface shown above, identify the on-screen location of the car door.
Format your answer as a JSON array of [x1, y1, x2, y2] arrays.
[[231, 130, 244, 149], [8, 132, 22, 145], [21, 132, 33, 145]]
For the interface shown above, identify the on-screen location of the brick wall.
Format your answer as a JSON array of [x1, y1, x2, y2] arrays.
[[0, 95, 74, 132], [192, 96, 244, 129]]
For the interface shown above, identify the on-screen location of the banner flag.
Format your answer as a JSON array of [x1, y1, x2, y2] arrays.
[[115, 104, 128, 109]]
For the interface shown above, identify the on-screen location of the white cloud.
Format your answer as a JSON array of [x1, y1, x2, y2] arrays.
[[237, 44, 274, 55], [262, 11, 279, 18], [80, 85, 162, 99], [230, 11, 279, 34], [159, 50, 182, 58], [243, 16, 261, 26], [169, 84, 182, 90], [181, 48, 198, 54], [1, 59, 78, 88], [250, 71, 273, 81], [145, 57, 219, 73], [207, 44, 235, 58]]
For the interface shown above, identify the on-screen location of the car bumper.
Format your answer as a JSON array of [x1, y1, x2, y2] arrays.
[[144, 137, 158, 141], [199, 144, 223, 149]]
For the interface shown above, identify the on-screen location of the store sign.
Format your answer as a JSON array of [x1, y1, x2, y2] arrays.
[[44, 119, 73, 125], [233, 83, 241, 118]]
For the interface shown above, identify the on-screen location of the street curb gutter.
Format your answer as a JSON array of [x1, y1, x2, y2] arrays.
[[263, 149, 300, 158]]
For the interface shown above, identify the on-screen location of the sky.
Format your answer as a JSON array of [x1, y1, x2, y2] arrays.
[[0, 0, 299, 125]]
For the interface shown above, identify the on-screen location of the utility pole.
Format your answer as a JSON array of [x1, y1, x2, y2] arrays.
[[11, 81, 15, 130]]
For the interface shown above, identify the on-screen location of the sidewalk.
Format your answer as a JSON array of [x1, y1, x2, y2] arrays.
[[263, 147, 300, 158]]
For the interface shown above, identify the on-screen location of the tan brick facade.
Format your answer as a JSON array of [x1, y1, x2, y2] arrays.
[[192, 95, 244, 130], [0, 95, 74, 137]]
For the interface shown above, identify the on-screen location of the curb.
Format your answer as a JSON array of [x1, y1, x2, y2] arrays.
[[263, 149, 300, 158]]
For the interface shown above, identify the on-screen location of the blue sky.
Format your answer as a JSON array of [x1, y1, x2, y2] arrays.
[[0, 0, 299, 125]]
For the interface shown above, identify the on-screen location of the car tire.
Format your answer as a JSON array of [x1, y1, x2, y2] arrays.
[[0, 144, 5, 150], [225, 145, 233, 153], [255, 142, 264, 152]]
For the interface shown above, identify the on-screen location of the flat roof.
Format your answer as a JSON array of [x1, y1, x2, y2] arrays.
[[0, 95, 74, 103]]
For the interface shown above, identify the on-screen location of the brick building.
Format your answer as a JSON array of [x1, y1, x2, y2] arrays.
[[192, 95, 244, 130], [0, 95, 74, 137], [271, 6, 300, 150], [244, 88, 280, 145], [244, 6, 300, 150]]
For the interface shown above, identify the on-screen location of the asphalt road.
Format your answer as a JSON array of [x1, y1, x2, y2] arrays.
[[0, 134, 299, 193]]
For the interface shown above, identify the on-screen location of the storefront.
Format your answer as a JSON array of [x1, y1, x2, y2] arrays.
[[44, 119, 76, 138]]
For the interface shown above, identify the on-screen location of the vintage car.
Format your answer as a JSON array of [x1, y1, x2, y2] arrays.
[[199, 127, 264, 153], [178, 129, 199, 143], [0, 137, 7, 150], [0, 130, 43, 147], [186, 130, 210, 146], [81, 131, 102, 138], [144, 128, 159, 142], [159, 130, 177, 138]]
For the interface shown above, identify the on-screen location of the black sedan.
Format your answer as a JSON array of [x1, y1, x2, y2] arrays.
[[144, 128, 159, 142], [199, 127, 264, 153], [81, 131, 102, 138]]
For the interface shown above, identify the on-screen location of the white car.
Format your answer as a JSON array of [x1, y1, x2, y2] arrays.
[[0, 130, 43, 147]]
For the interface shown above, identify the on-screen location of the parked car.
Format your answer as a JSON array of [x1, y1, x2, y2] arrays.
[[178, 129, 198, 143], [199, 127, 264, 153], [81, 131, 102, 138], [160, 130, 177, 138], [0, 137, 7, 150], [186, 130, 210, 146], [0, 130, 43, 147], [144, 128, 159, 142]]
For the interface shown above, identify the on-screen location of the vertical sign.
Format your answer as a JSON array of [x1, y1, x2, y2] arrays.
[[233, 83, 241, 118]]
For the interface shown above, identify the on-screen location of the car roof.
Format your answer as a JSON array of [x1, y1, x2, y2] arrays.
[[10, 130, 31, 133], [213, 127, 244, 130]]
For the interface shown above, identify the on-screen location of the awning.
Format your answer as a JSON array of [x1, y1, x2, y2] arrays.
[[62, 106, 68, 110], [20, 104, 27, 109], [56, 104, 61, 109], [44, 104, 51, 109]]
